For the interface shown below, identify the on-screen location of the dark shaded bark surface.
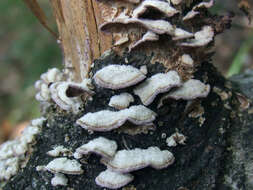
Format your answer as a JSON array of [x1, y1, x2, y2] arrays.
[[3, 52, 252, 190]]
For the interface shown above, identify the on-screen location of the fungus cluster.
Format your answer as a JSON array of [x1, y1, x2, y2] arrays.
[[35, 68, 94, 113], [0, 117, 45, 181], [30, 0, 219, 189]]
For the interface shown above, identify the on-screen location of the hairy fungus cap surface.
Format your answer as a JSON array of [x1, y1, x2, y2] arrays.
[[0, 157, 19, 181], [51, 173, 68, 186], [103, 147, 175, 173], [45, 157, 83, 175], [134, 71, 181, 105], [95, 169, 134, 189], [171, 0, 182, 5], [180, 26, 214, 47], [75, 137, 118, 159], [161, 79, 210, 101], [76, 105, 157, 131], [173, 28, 194, 40], [94, 65, 146, 89], [109, 93, 134, 110], [133, 0, 179, 18]]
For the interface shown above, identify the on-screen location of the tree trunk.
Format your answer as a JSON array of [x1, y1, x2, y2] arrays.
[[1, 0, 252, 190]]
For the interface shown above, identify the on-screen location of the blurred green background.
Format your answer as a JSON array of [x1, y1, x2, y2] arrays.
[[0, 0, 252, 143]]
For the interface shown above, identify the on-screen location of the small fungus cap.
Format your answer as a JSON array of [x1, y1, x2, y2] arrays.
[[95, 169, 134, 189], [109, 93, 134, 110], [45, 157, 83, 175], [75, 137, 118, 159], [94, 65, 146, 89]]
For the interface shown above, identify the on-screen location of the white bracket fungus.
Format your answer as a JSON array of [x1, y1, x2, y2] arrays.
[[51, 173, 68, 186], [75, 137, 117, 159], [159, 79, 210, 106], [100, 17, 175, 35], [109, 93, 134, 110], [47, 146, 71, 157], [95, 169, 134, 189], [132, 0, 179, 18], [173, 28, 194, 40], [94, 65, 146, 89], [50, 79, 94, 113], [45, 157, 83, 175], [130, 31, 159, 51], [134, 71, 181, 105], [0, 117, 44, 181], [102, 147, 175, 173], [183, 0, 214, 21], [180, 26, 214, 47], [76, 105, 157, 131], [35, 68, 63, 102], [166, 132, 187, 147]]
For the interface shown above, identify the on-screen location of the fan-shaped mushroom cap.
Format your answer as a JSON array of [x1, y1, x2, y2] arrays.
[[51, 173, 68, 186], [130, 31, 159, 51], [109, 93, 134, 110], [50, 80, 94, 113], [100, 17, 175, 35], [76, 105, 157, 131], [95, 169, 134, 189], [180, 26, 214, 47], [171, 0, 182, 5], [173, 28, 194, 40], [102, 147, 175, 173], [160, 79, 210, 102], [75, 137, 117, 159], [45, 157, 83, 175], [94, 65, 146, 89], [133, 0, 179, 18], [134, 71, 181, 105]]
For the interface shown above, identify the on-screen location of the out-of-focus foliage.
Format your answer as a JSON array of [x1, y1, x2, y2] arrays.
[[0, 0, 61, 137]]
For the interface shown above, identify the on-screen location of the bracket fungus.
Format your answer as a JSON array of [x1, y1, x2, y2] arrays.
[[45, 157, 83, 175], [75, 137, 117, 159], [95, 169, 134, 189], [130, 31, 159, 51], [180, 26, 214, 47], [94, 65, 146, 89], [134, 71, 181, 105], [51, 173, 68, 186], [35, 68, 63, 103], [132, 0, 179, 18], [0, 117, 44, 181], [102, 147, 175, 173], [76, 105, 157, 131], [50, 80, 94, 113], [183, 0, 214, 21], [159, 79, 210, 107], [109, 93, 134, 110]]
